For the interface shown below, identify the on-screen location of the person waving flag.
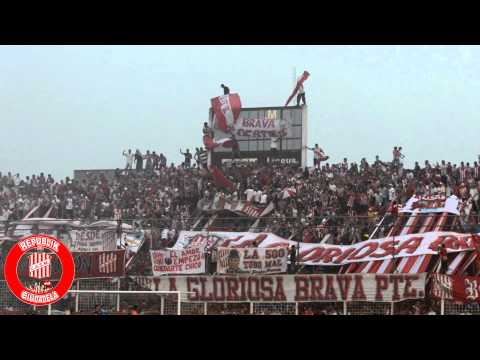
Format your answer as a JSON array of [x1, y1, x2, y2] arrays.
[[285, 71, 310, 106], [305, 144, 329, 169]]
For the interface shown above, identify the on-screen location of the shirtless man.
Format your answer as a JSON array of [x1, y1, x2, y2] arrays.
[[306, 144, 329, 169]]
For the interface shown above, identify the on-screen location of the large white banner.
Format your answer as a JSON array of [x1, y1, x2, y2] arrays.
[[217, 247, 288, 274], [119, 232, 144, 254], [400, 195, 460, 215], [203, 193, 274, 218], [132, 273, 426, 303], [69, 229, 117, 252], [173, 231, 479, 266], [232, 116, 292, 139], [150, 247, 205, 275]]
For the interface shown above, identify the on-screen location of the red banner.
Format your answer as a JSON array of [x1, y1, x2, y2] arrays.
[[431, 274, 480, 303], [72, 250, 126, 279], [210, 165, 235, 192], [203, 135, 236, 151], [211, 94, 242, 133]]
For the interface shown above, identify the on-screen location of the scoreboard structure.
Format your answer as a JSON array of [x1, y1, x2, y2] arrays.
[[209, 105, 308, 168]]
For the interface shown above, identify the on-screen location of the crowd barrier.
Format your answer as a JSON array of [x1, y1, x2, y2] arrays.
[[1, 278, 479, 315]]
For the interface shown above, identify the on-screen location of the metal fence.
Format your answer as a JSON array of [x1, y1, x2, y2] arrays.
[[0, 279, 441, 315], [1, 278, 480, 315], [444, 301, 480, 315]]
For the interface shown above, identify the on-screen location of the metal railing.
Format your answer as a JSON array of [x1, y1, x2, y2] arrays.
[[0, 277, 478, 315]]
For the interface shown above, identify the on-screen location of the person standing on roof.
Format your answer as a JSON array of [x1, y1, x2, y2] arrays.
[[221, 84, 230, 95], [123, 149, 134, 170], [297, 83, 306, 106], [134, 150, 143, 172], [180, 148, 192, 169], [203, 122, 213, 137]]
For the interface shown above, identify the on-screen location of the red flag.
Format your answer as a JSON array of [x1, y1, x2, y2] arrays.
[[210, 165, 235, 192], [285, 71, 310, 106], [203, 135, 236, 151], [211, 94, 242, 133], [388, 201, 399, 216], [281, 187, 297, 199]]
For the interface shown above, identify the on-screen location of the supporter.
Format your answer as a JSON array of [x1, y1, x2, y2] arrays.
[[438, 243, 448, 274], [159, 153, 167, 168], [220, 84, 230, 95], [194, 148, 202, 168], [129, 305, 140, 315], [303, 307, 314, 315], [244, 187, 255, 202], [123, 149, 134, 170], [270, 136, 279, 161], [288, 245, 297, 274], [253, 188, 262, 204], [180, 149, 192, 169], [94, 304, 106, 315], [152, 151, 160, 170], [145, 150, 153, 172], [305, 144, 328, 170], [134, 150, 143, 171], [202, 122, 213, 137], [296, 83, 306, 106], [1, 147, 479, 263]]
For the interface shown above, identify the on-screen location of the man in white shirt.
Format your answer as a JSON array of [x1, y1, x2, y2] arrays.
[[168, 229, 176, 243], [388, 185, 397, 202], [13, 174, 21, 187], [270, 136, 280, 163], [270, 136, 279, 151], [260, 192, 268, 205], [161, 228, 169, 244], [123, 149, 134, 170], [245, 188, 255, 202], [254, 189, 262, 204], [65, 196, 74, 219]]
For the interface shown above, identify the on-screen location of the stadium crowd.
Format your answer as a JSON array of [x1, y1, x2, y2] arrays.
[[1, 145, 480, 315], [1, 147, 480, 248]]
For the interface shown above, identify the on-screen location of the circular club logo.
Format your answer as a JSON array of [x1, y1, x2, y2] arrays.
[[4, 234, 75, 306]]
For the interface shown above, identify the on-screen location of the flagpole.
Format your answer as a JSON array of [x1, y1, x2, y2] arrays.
[[293, 66, 297, 90]]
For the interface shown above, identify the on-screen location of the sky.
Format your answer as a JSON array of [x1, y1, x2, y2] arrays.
[[1, 45, 479, 180]]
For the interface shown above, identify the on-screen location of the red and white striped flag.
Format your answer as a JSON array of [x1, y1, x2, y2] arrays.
[[99, 252, 118, 274], [28, 252, 52, 279], [281, 187, 297, 200], [209, 165, 235, 192], [259, 202, 275, 217], [211, 94, 242, 133], [447, 251, 478, 275], [203, 135, 236, 151], [285, 71, 310, 106]]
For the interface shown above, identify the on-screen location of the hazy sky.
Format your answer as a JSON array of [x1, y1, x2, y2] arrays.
[[1, 45, 479, 180]]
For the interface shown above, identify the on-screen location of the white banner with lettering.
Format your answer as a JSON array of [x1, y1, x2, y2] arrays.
[[150, 247, 205, 275], [233, 117, 292, 139], [203, 193, 275, 218], [132, 273, 426, 303], [216, 247, 288, 274], [69, 229, 117, 252], [400, 195, 460, 215], [173, 231, 479, 266]]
